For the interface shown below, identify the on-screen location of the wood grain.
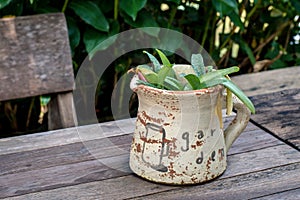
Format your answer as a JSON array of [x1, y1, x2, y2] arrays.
[[249, 88, 300, 150], [0, 128, 299, 198], [0, 13, 74, 101], [232, 66, 300, 96], [253, 188, 300, 200], [0, 116, 259, 156], [132, 162, 300, 200], [48, 92, 78, 130], [3, 162, 299, 200], [0, 124, 281, 177]]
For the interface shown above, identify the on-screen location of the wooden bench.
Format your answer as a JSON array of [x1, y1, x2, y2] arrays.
[[0, 13, 77, 130]]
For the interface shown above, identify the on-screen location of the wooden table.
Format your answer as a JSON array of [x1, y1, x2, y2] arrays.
[[0, 67, 299, 199]]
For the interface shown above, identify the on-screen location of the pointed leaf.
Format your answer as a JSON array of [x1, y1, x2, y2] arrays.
[[120, 0, 147, 21], [66, 17, 80, 56], [222, 79, 255, 114], [228, 11, 244, 30], [199, 76, 227, 88], [184, 74, 201, 90], [123, 10, 159, 37], [156, 49, 172, 68], [191, 54, 205, 76], [157, 65, 172, 85], [69, 1, 109, 32], [137, 66, 158, 84], [143, 51, 161, 72], [164, 77, 184, 90], [200, 66, 239, 83], [0, 0, 12, 9], [239, 39, 255, 65], [84, 21, 119, 59], [212, 0, 239, 17]]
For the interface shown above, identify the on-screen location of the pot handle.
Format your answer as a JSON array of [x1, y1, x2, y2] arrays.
[[223, 95, 251, 153]]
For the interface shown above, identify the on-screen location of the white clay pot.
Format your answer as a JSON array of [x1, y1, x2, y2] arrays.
[[129, 65, 251, 185]]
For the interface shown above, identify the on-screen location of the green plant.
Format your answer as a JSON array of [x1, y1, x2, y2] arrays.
[[1, 0, 298, 135], [134, 49, 255, 114]]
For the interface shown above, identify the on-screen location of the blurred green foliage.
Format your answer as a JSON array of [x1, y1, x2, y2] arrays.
[[0, 0, 299, 136]]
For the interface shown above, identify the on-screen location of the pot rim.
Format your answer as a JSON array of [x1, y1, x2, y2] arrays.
[[134, 84, 224, 97]]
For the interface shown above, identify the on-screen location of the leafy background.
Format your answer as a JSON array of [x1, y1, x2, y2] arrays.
[[0, 0, 299, 137]]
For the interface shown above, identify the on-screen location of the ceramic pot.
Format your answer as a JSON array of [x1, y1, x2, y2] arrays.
[[129, 65, 250, 185]]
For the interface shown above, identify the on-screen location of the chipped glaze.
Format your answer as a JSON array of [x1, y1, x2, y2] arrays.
[[129, 65, 251, 185]]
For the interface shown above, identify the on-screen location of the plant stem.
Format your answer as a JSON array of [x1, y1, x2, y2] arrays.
[[201, 9, 213, 47], [209, 15, 218, 54], [61, 0, 69, 13], [168, 5, 177, 28], [246, 0, 261, 22], [114, 0, 119, 20]]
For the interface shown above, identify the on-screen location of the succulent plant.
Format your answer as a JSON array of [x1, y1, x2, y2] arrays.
[[133, 49, 255, 114]]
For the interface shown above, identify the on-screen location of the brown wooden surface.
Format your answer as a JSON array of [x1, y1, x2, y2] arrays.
[[0, 119, 299, 199], [48, 92, 78, 130], [232, 66, 300, 96], [249, 88, 300, 150], [0, 13, 74, 101], [0, 67, 299, 199], [233, 66, 300, 150]]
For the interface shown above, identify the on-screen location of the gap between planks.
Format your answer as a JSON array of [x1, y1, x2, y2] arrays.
[[3, 162, 300, 200], [0, 142, 299, 199]]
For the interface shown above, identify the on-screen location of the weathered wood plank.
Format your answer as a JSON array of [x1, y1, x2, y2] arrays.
[[3, 162, 300, 200], [131, 162, 300, 200], [252, 188, 300, 200], [0, 134, 132, 176], [0, 118, 135, 155], [0, 13, 74, 101], [48, 92, 78, 130], [249, 88, 300, 150], [0, 122, 281, 176], [0, 113, 242, 156], [232, 66, 300, 96], [1, 141, 299, 198], [0, 116, 258, 156]]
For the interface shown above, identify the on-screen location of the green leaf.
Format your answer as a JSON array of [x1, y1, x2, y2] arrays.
[[66, 17, 80, 56], [156, 49, 172, 68], [228, 11, 244, 30], [83, 30, 114, 59], [291, 0, 300, 14], [199, 76, 227, 88], [157, 66, 172, 86], [200, 66, 239, 83], [123, 10, 159, 37], [69, 1, 109, 32], [0, 0, 12, 9], [120, 0, 147, 21], [212, 0, 239, 17], [184, 74, 201, 90], [136, 80, 157, 88], [143, 51, 161, 72], [222, 79, 255, 114], [84, 21, 119, 59], [164, 77, 184, 90], [157, 29, 183, 55], [137, 66, 158, 84], [238, 38, 256, 65], [191, 54, 205, 76], [40, 96, 51, 106]]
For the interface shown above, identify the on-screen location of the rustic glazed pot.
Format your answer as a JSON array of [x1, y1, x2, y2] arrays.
[[129, 65, 251, 185]]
